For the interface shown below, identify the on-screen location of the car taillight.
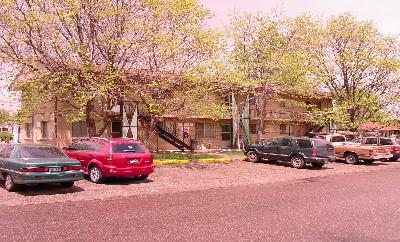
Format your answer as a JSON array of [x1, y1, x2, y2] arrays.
[[19, 167, 49, 172], [392, 146, 399, 151], [64, 166, 82, 171], [312, 149, 317, 155], [369, 149, 374, 156]]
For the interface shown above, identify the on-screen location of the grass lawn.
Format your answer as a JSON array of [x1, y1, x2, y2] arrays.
[[152, 152, 221, 160], [220, 151, 245, 156]]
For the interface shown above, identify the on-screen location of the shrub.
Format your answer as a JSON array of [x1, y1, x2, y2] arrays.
[[0, 131, 13, 143]]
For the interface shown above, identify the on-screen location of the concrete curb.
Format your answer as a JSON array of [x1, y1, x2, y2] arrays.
[[154, 158, 233, 165]]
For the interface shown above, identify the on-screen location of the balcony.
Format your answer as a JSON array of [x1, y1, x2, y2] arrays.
[[250, 109, 313, 123]]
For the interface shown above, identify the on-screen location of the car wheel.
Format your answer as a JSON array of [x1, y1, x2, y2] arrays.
[[60, 181, 74, 188], [389, 157, 399, 161], [311, 163, 324, 169], [89, 165, 103, 183], [135, 175, 149, 181], [291, 155, 306, 169], [4, 174, 21, 192], [345, 153, 359, 164], [247, 151, 260, 163]]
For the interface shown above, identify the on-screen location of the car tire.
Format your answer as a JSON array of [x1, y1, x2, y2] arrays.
[[311, 163, 324, 169], [389, 157, 399, 161], [135, 175, 149, 181], [291, 155, 306, 169], [60, 181, 74, 188], [89, 165, 104, 183], [4, 174, 21, 192], [247, 151, 260, 163], [344, 153, 359, 164]]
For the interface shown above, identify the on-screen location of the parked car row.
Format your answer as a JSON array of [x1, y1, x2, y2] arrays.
[[0, 138, 155, 192], [245, 135, 398, 167]]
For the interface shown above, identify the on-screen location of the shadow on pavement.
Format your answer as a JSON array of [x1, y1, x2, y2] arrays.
[[12, 183, 85, 196], [82, 176, 154, 186], [257, 160, 334, 170]]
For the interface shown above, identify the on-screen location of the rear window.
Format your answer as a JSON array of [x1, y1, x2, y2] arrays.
[[313, 139, 331, 147], [19, 146, 67, 159], [380, 138, 394, 145], [331, 136, 346, 142], [296, 139, 313, 148], [111, 143, 149, 153]]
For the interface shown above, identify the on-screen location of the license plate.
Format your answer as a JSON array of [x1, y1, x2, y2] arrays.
[[129, 159, 138, 164], [49, 167, 62, 172]]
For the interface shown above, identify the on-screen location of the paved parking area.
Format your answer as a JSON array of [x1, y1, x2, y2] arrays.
[[1, 158, 400, 207]]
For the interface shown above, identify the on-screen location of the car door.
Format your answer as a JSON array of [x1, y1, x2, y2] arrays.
[[278, 138, 293, 161], [263, 138, 280, 160]]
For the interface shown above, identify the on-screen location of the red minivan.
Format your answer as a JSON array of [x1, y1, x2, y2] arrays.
[[63, 138, 154, 183]]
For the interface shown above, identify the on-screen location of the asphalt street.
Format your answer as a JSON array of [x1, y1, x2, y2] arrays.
[[1, 165, 400, 241]]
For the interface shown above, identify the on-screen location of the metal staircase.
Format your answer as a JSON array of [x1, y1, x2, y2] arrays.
[[139, 115, 193, 151]]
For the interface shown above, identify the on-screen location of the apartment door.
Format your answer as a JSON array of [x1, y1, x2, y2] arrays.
[[221, 124, 232, 148]]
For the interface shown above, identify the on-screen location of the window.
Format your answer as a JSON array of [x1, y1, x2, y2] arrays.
[[313, 139, 331, 147], [25, 123, 33, 138], [112, 143, 148, 153], [87, 141, 105, 151], [380, 138, 393, 146], [1, 127, 8, 132], [220, 124, 231, 141], [280, 124, 287, 134], [0, 145, 14, 158], [195, 123, 215, 138], [280, 101, 286, 107], [19, 146, 66, 158], [331, 136, 346, 143], [41, 121, 49, 139], [296, 139, 313, 148], [281, 138, 291, 146], [266, 138, 279, 145], [363, 137, 378, 145], [250, 124, 257, 134], [111, 121, 122, 133], [72, 121, 88, 138]]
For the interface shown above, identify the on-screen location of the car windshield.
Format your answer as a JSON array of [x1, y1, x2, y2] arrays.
[[112, 143, 148, 153], [19, 146, 67, 159]]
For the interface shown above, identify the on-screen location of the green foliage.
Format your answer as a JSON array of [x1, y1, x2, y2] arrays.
[[0, 109, 11, 125], [0, 131, 13, 143]]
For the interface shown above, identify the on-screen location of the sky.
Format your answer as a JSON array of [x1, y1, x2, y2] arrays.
[[200, 0, 400, 34]]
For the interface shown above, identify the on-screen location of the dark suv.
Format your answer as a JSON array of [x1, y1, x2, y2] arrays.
[[244, 137, 335, 168], [63, 138, 154, 183]]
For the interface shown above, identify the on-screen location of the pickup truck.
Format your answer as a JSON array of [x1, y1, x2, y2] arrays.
[[358, 137, 400, 161], [244, 136, 335, 169], [332, 142, 392, 164]]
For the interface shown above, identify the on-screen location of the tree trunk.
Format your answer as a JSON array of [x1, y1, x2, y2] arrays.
[[86, 99, 97, 137], [255, 90, 267, 143]]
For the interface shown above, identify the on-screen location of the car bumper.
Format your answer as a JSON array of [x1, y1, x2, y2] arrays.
[[360, 154, 393, 160], [305, 156, 335, 164], [13, 171, 84, 184], [101, 164, 155, 177]]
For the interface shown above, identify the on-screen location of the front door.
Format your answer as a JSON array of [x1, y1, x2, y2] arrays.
[[263, 138, 280, 160], [220, 124, 232, 148]]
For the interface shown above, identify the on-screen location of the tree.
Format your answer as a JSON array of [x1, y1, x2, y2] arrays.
[[311, 13, 400, 129], [226, 12, 313, 142], [0, 109, 11, 125], [0, 0, 217, 137]]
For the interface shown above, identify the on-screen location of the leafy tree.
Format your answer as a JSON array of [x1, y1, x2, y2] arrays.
[[310, 13, 400, 129], [0, 0, 217, 137], [0, 109, 11, 125], [226, 12, 313, 142]]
